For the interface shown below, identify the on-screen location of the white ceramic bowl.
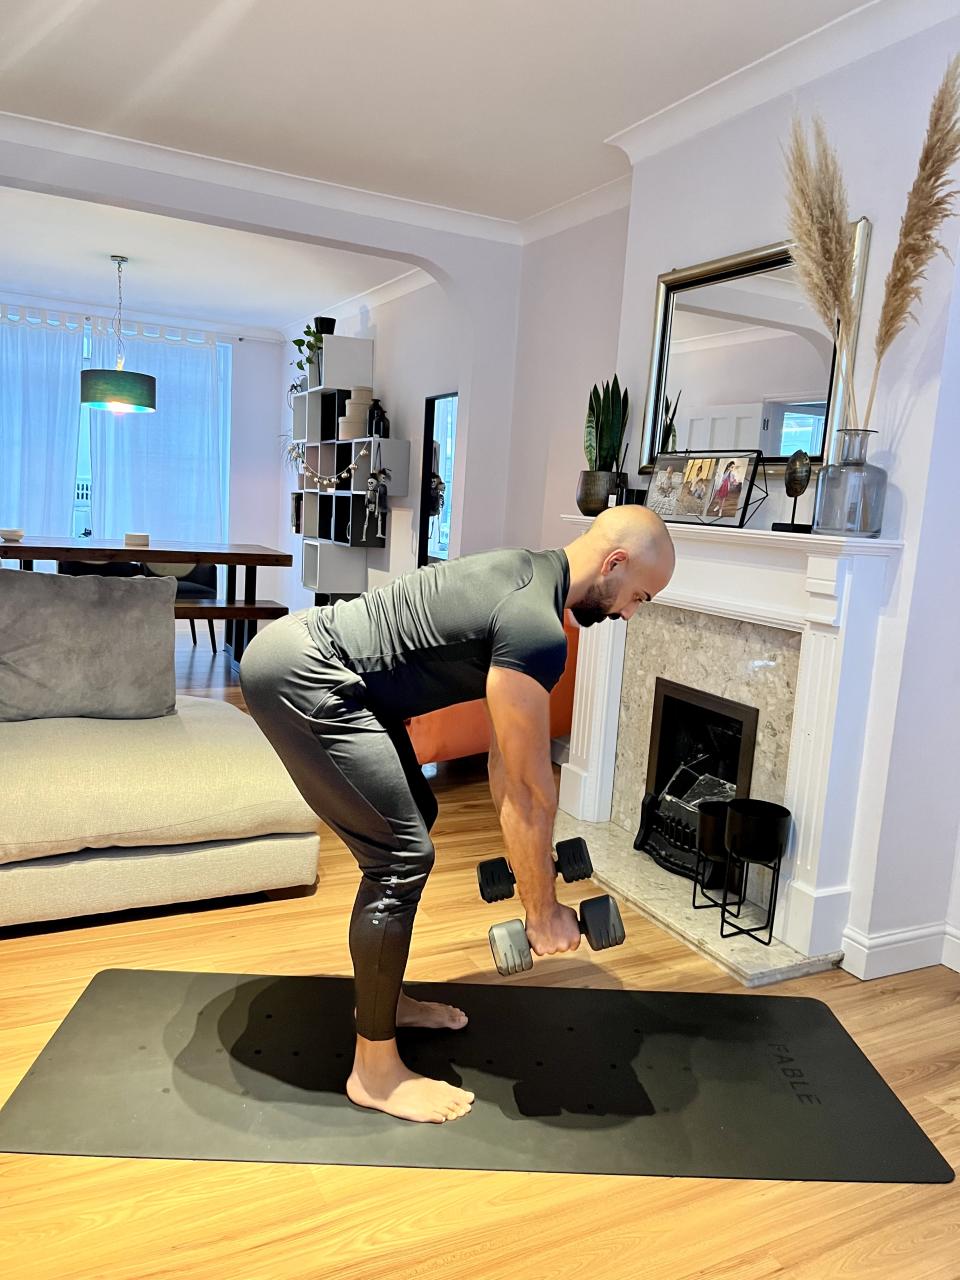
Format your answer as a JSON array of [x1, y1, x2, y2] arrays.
[[0, 528, 25, 542]]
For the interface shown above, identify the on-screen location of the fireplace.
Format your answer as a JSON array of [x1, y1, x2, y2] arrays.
[[634, 678, 758, 885]]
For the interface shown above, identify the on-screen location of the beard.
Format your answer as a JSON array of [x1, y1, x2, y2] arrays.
[[571, 580, 619, 628]]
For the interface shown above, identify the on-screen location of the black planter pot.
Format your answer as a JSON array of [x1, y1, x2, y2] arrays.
[[696, 800, 730, 862], [576, 470, 620, 516], [725, 799, 792, 864]]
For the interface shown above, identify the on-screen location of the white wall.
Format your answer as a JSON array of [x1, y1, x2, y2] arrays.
[[863, 220, 960, 966], [226, 336, 287, 601], [507, 208, 629, 551], [613, 15, 960, 975], [333, 283, 459, 588]]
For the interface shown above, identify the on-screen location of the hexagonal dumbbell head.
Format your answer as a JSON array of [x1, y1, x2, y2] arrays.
[[488, 918, 532, 976], [477, 856, 516, 903], [579, 895, 626, 952], [554, 837, 593, 883]]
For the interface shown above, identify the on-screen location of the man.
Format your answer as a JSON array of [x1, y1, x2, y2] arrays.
[[239, 505, 675, 1125]]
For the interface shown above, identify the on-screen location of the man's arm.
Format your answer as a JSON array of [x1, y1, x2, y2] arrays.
[[485, 667, 580, 953]]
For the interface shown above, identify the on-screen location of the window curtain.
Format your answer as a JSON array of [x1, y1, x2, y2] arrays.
[[0, 313, 84, 535], [88, 330, 226, 543]]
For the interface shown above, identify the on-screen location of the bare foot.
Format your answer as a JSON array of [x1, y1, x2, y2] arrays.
[[346, 1063, 474, 1123], [396, 990, 468, 1031]]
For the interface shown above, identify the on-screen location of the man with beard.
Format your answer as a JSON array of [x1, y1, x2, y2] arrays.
[[239, 505, 675, 1125]]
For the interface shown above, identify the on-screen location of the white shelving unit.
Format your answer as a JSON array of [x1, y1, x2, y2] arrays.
[[291, 335, 410, 596]]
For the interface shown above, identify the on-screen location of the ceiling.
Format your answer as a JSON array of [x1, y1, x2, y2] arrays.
[[0, 0, 877, 222], [0, 185, 420, 332]]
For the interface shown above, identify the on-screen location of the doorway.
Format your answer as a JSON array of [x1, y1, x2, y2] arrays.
[[417, 392, 458, 567]]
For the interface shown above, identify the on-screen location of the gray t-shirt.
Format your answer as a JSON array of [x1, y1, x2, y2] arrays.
[[306, 547, 570, 722]]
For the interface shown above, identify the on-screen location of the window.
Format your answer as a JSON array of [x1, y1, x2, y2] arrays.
[[2, 310, 232, 548], [70, 328, 232, 540], [762, 399, 827, 456]]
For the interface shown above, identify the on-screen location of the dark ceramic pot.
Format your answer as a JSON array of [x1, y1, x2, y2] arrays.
[[576, 470, 619, 516]]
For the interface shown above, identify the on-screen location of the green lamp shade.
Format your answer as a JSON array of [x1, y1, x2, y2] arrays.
[[81, 368, 156, 414]]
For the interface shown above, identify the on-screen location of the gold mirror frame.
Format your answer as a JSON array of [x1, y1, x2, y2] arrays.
[[638, 217, 872, 471]]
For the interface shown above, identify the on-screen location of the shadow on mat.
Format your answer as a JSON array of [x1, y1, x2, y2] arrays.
[[160, 973, 775, 1130]]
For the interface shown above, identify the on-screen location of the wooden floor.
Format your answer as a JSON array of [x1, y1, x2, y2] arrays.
[[2, 623, 959, 1280]]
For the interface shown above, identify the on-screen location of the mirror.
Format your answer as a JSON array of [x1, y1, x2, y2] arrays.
[[417, 393, 458, 566], [639, 220, 871, 468]]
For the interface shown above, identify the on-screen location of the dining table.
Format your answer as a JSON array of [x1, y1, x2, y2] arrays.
[[0, 536, 294, 670]]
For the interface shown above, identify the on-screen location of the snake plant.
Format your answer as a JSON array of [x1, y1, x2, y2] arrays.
[[584, 375, 629, 472]]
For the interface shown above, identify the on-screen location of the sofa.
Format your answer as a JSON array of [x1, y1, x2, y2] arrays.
[[406, 610, 580, 764], [0, 569, 320, 928]]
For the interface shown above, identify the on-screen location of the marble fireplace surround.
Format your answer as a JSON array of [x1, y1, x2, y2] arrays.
[[558, 516, 902, 965]]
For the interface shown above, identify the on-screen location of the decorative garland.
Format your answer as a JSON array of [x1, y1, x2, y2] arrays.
[[301, 443, 371, 490]]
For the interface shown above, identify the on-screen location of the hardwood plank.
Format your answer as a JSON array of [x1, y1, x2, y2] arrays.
[[1, 625, 957, 1280]]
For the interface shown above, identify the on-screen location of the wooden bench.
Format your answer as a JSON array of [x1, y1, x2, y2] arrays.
[[174, 598, 288, 622], [174, 598, 288, 664]]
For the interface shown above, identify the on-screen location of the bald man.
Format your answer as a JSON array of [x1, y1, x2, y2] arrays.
[[239, 506, 675, 1124]]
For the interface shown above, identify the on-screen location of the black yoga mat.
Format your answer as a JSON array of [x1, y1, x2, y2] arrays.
[[0, 969, 951, 1182]]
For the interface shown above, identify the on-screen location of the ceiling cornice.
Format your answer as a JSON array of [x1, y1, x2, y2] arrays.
[[605, 0, 959, 165], [279, 268, 436, 336], [0, 110, 633, 251], [0, 285, 283, 341], [518, 176, 632, 245], [0, 112, 525, 246]]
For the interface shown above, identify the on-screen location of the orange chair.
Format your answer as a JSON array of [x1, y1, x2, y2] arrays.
[[405, 611, 580, 765]]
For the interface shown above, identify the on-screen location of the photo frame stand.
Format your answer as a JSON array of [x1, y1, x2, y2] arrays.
[[645, 449, 765, 529]]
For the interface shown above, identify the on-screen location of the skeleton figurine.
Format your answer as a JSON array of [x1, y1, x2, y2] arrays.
[[429, 471, 446, 525], [362, 468, 391, 541]]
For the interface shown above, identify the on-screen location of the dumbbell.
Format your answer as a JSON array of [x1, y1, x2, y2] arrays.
[[488, 894, 626, 976], [477, 837, 593, 903]]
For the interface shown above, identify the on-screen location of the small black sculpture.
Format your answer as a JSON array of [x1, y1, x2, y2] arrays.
[[772, 449, 813, 534]]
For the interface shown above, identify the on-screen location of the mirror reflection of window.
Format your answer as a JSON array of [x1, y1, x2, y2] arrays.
[[663, 264, 834, 459], [427, 393, 457, 561]]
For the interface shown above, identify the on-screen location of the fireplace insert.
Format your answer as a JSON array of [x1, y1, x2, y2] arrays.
[[634, 679, 758, 886]]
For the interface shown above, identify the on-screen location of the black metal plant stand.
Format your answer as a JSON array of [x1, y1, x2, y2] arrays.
[[719, 799, 792, 947], [692, 799, 744, 912]]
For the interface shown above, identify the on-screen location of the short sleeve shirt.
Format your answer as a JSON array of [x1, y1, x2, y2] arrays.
[[306, 547, 570, 721]]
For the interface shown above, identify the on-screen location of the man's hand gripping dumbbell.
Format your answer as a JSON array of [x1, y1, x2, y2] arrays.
[[477, 837, 625, 975]]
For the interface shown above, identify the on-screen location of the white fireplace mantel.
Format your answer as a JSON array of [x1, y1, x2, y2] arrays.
[[558, 515, 903, 959]]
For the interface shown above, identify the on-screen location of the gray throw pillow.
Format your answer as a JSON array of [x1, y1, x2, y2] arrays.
[[0, 570, 177, 721]]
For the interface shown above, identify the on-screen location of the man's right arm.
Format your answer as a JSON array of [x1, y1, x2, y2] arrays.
[[485, 666, 580, 954]]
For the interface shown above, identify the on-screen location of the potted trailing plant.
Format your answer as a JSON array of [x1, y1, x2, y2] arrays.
[[291, 316, 337, 389], [577, 376, 630, 515], [279, 432, 307, 488], [292, 323, 324, 388]]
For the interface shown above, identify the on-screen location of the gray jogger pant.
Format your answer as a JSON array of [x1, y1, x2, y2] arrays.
[[238, 610, 438, 1041]]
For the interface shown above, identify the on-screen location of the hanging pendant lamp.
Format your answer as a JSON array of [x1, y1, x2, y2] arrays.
[[80, 255, 156, 414]]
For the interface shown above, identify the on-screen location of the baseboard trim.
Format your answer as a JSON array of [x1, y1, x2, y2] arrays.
[[841, 921, 946, 980], [942, 924, 960, 974]]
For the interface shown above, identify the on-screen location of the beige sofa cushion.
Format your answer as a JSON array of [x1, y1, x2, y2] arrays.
[[0, 694, 318, 865]]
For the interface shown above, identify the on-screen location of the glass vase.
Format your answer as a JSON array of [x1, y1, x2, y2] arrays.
[[813, 429, 887, 538]]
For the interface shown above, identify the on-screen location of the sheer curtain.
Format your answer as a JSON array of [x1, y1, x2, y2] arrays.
[[88, 329, 226, 543], [0, 311, 84, 535]]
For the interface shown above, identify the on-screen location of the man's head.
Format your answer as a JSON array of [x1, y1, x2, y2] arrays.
[[563, 505, 675, 628]]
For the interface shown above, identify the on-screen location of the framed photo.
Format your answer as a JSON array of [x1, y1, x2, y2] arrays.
[[645, 450, 762, 527]]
